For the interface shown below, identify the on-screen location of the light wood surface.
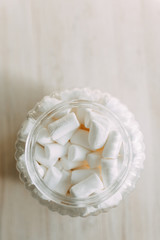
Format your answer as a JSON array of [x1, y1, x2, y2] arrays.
[[0, 0, 160, 239]]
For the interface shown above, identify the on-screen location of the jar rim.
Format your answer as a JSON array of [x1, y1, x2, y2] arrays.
[[25, 99, 133, 207]]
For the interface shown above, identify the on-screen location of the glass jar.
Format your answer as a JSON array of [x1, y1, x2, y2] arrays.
[[15, 88, 145, 217]]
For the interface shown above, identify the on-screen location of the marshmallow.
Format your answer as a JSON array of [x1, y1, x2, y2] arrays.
[[20, 118, 35, 139], [70, 173, 104, 198], [34, 144, 50, 167], [84, 111, 95, 128], [75, 108, 91, 125], [68, 144, 89, 162], [45, 142, 70, 160], [53, 108, 71, 119], [60, 156, 84, 170], [84, 111, 108, 128], [101, 158, 119, 187], [35, 161, 47, 178], [53, 170, 71, 195], [54, 160, 63, 171], [38, 96, 61, 112], [102, 131, 122, 158], [88, 120, 109, 150], [70, 129, 91, 150], [43, 166, 62, 190], [87, 152, 101, 168], [48, 112, 80, 141], [71, 168, 100, 185], [36, 127, 52, 146], [55, 129, 76, 145]]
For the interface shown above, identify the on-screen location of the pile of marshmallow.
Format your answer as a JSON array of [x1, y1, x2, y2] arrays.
[[34, 106, 123, 198]]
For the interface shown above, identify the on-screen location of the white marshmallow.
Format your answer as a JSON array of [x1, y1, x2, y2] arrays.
[[75, 108, 91, 125], [70, 129, 91, 150], [20, 118, 35, 139], [84, 111, 108, 128], [48, 112, 80, 141], [45, 142, 70, 160], [60, 156, 84, 170], [49, 157, 59, 167], [53, 170, 71, 195], [101, 158, 119, 187], [35, 161, 47, 178], [54, 160, 63, 171], [43, 166, 62, 190], [70, 173, 104, 198], [53, 108, 71, 119], [68, 144, 89, 162], [34, 144, 50, 167], [88, 120, 109, 150], [84, 111, 95, 128], [55, 129, 76, 145], [102, 131, 122, 158], [36, 127, 52, 146], [38, 96, 61, 112], [71, 168, 100, 185], [87, 152, 101, 168]]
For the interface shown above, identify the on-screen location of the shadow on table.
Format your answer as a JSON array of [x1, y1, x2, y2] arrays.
[[0, 73, 50, 181]]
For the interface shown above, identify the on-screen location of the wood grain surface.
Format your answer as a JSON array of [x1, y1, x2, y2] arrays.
[[0, 0, 160, 239]]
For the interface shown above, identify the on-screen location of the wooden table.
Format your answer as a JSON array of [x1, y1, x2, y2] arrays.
[[0, 0, 160, 239]]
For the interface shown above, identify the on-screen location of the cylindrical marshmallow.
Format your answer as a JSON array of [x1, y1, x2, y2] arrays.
[[55, 129, 76, 145], [45, 142, 70, 159], [102, 131, 122, 158], [84, 111, 96, 128], [49, 157, 59, 167], [101, 158, 119, 187], [54, 160, 63, 171], [35, 161, 47, 178], [70, 129, 91, 150], [87, 152, 101, 168], [68, 144, 89, 162], [34, 144, 50, 167], [71, 168, 100, 185], [36, 127, 52, 146], [38, 96, 61, 112], [70, 173, 104, 198], [43, 166, 62, 190], [75, 108, 91, 125], [60, 156, 84, 170], [53, 108, 71, 119], [88, 120, 109, 150], [53, 170, 71, 195], [48, 112, 80, 141], [84, 111, 108, 129]]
